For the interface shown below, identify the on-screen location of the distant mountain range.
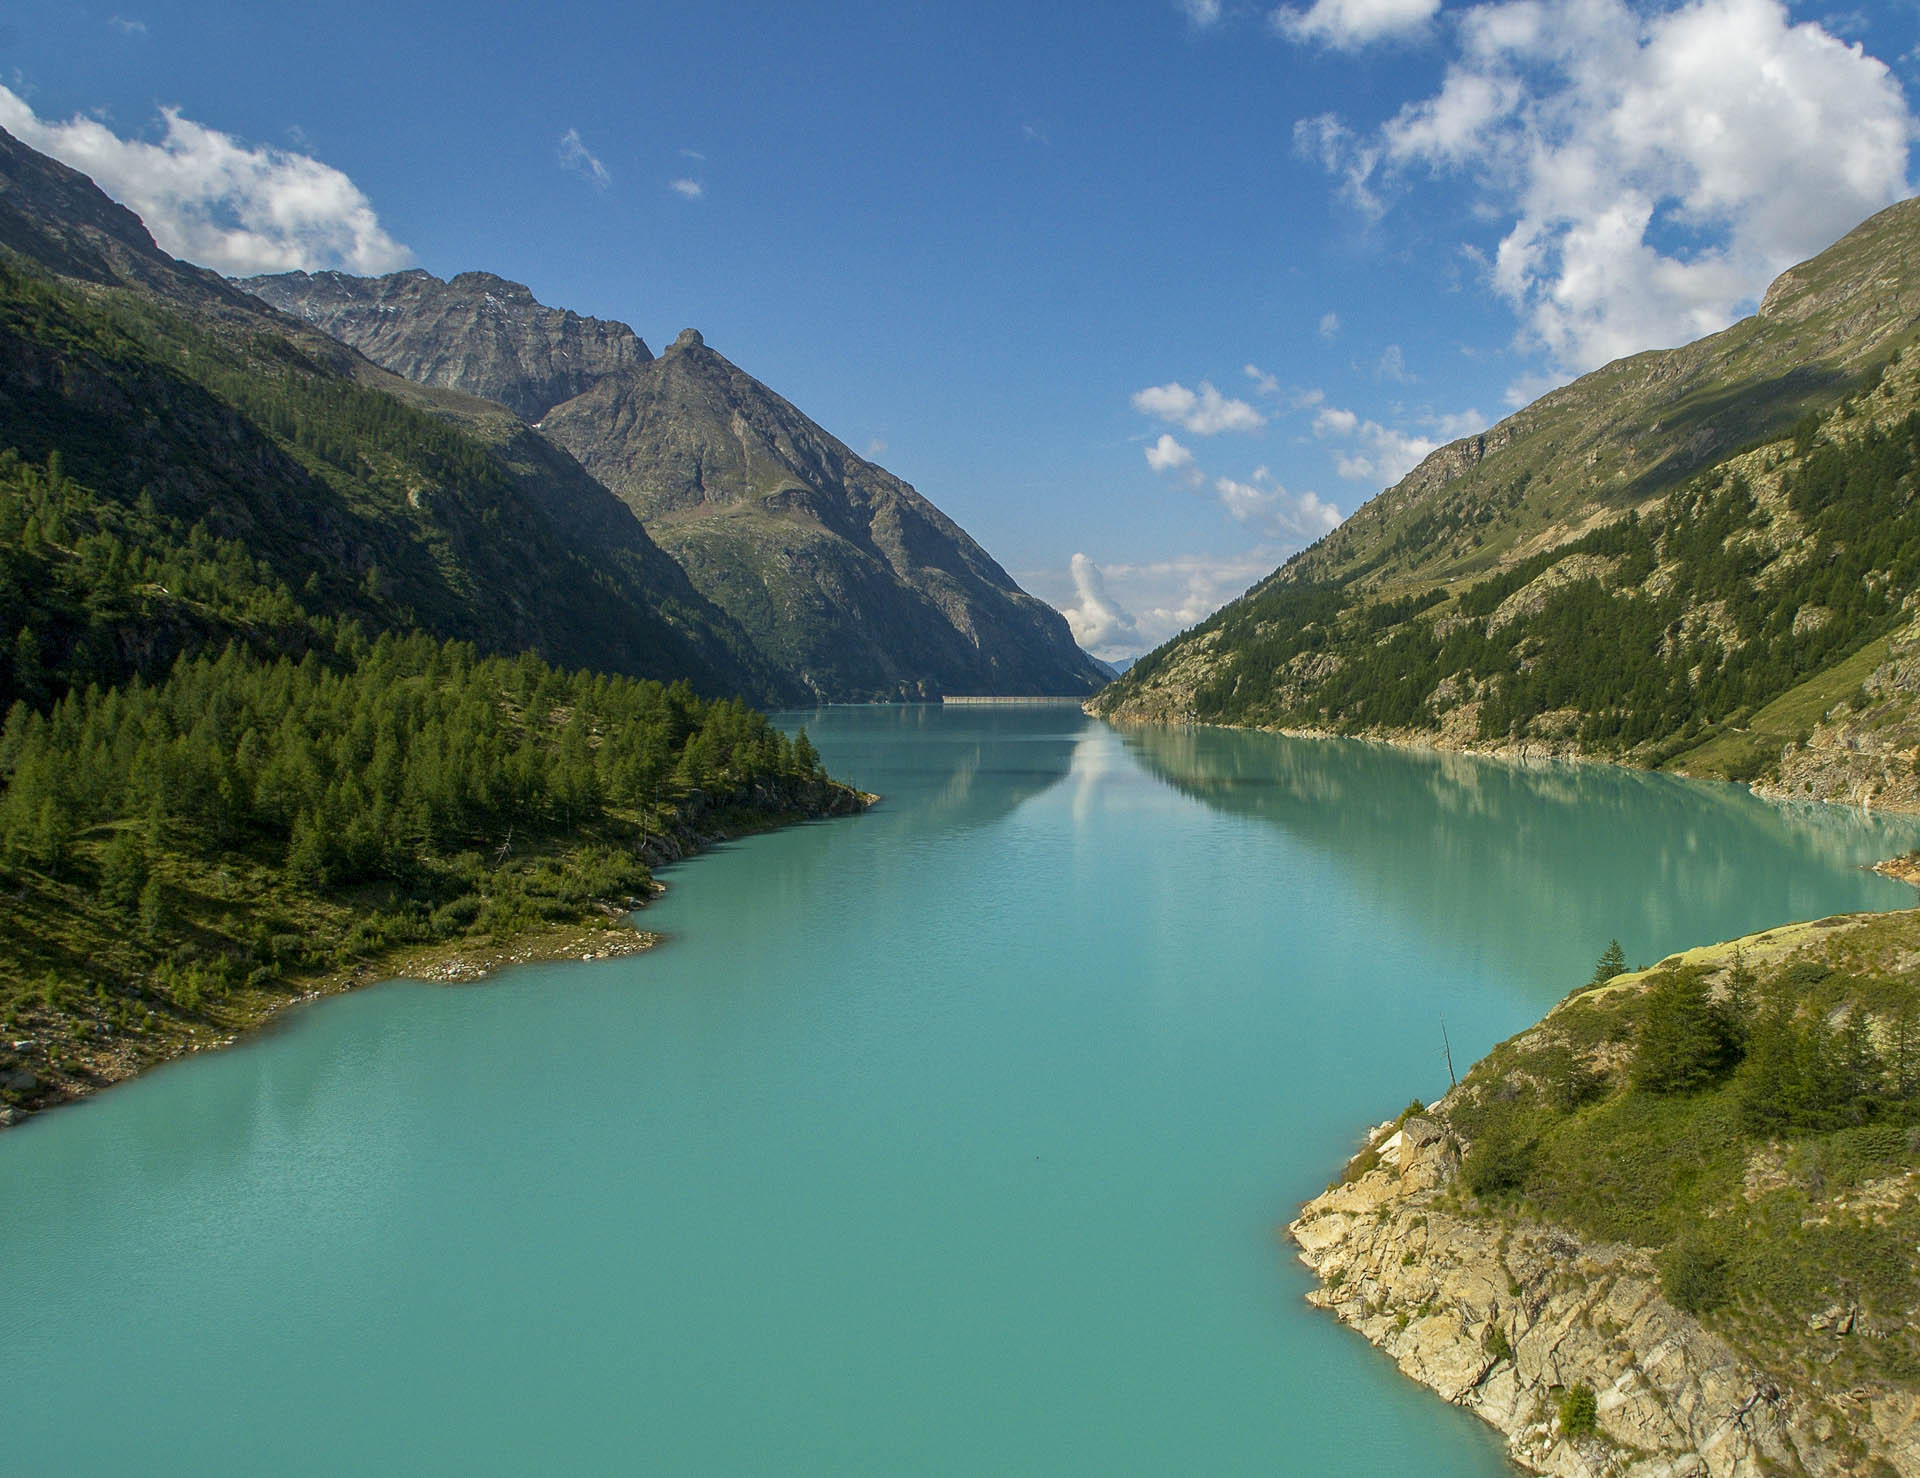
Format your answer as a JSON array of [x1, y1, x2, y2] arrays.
[[1094, 193, 1920, 810], [242, 268, 1107, 701]]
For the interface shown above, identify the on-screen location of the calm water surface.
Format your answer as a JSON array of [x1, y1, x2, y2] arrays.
[[11, 707, 1920, 1475]]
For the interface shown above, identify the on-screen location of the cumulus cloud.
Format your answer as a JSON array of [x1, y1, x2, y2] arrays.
[[1310, 402, 1441, 483], [1273, 0, 1442, 49], [0, 86, 410, 274], [1318, 311, 1341, 339], [1305, 0, 1917, 378], [1131, 379, 1266, 434], [1181, 0, 1225, 25], [559, 128, 610, 189], [1144, 432, 1198, 475], [669, 177, 704, 199], [1037, 551, 1285, 659], [1212, 466, 1345, 536], [1061, 552, 1143, 655]]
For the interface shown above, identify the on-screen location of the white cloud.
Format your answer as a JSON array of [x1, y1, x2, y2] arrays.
[[865, 436, 888, 459], [1293, 112, 1386, 218], [1144, 432, 1197, 473], [1313, 0, 1916, 380], [1033, 550, 1285, 659], [110, 15, 147, 35], [1311, 403, 1440, 483], [0, 86, 410, 275], [1428, 406, 1489, 438], [1376, 343, 1410, 381], [1181, 0, 1225, 25], [1244, 362, 1282, 396], [669, 177, 704, 199], [1213, 466, 1344, 536], [1131, 379, 1266, 434], [1318, 310, 1341, 339], [1273, 0, 1442, 49], [559, 128, 610, 189], [1061, 552, 1143, 656]]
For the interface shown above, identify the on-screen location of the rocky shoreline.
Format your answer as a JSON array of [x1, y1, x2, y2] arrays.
[[1287, 1115, 1866, 1477], [1285, 918, 1920, 1478]]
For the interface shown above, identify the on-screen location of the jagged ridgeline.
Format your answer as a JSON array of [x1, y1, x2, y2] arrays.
[[1095, 196, 1920, 800], [241, 270, 1109, 702]]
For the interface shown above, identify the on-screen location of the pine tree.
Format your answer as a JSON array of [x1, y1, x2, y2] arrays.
[[1633, 969, 1734, 1094], [792, 728, 822, 780], [98, 828, 148, 912], [137, 875, 169, 941], [1591, 939, 1628, 986]]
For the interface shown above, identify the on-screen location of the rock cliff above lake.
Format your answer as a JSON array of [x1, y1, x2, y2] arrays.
[[1289, 911, 1920, 1477]]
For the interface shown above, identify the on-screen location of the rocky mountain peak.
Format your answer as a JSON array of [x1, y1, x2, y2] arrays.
[[238, 266, 653, 421], [446, 270, 537, 304], [235, 267, 1108, 700]]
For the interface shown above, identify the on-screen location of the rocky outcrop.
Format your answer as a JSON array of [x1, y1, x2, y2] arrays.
[[240, 267, 653, 421], [1289, 1118, 1920, 1477], [1756, 615, 1920, 812]]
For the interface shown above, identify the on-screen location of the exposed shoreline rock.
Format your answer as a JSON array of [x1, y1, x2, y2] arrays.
[[1286, 922, 1920, 1478], [1288, 1120, 1835, 1476]]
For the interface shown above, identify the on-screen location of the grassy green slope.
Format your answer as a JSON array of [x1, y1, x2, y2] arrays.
[[1095, 198, 1920, 793], [1292, 195, 1920, 598], [1432, 911, 1920, 1402]]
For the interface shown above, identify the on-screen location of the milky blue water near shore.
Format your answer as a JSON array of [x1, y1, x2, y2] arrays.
[[10, 707, 1920, 1475]]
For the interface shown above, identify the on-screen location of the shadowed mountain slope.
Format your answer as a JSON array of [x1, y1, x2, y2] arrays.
[[0, 124, 788, 704], [242, 272, 1108, 701]]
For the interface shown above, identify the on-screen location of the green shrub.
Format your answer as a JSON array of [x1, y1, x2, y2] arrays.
[[1464, 1122, 1535, 1199], [1659, 1234, 1729, 1313], [1558, 1384, 1597, 1439]]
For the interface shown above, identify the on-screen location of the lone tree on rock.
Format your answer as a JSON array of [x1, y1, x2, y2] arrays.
[[1591, 939, 1628, 986]]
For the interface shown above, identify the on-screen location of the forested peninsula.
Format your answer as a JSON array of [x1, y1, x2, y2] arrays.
[[0, 446, 865, 1121], [0, 134, 870, 1126]]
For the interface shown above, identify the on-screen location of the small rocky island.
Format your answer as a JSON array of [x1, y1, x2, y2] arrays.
[[1290, 912, 1920, 1477]]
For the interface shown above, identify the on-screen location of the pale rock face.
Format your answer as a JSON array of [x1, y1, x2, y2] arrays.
[[1288, 1122, 1920, 1478], [240, 267, 653, 422]]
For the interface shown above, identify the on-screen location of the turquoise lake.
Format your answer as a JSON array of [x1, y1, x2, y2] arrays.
[[11, 705, 1920, 1474]]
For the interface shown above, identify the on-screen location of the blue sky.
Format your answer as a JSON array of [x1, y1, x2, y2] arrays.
[[4, 0, 1919, 660]]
